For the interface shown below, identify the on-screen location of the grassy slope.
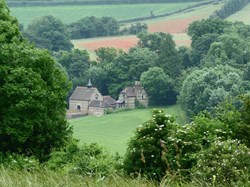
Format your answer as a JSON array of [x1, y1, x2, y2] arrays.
[[227, 3, 250, 25], [9, 2, 197, 28], [70, 105, 189, 155]]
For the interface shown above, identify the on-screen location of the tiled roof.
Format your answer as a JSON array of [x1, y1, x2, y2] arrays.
[[69, 86, 97, 101], [89, 100, 111, 108], [103, 96, 116, 105], [121, 86, 145, 97]]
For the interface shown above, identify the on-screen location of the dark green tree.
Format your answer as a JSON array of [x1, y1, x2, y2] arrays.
[[138, 32, 182, 80], [54, 49, 91, 88], [179, 65, 250, 115], [140, 67, 173, 105], [0, 1, 72, 161], [24, 15, 73, 51]]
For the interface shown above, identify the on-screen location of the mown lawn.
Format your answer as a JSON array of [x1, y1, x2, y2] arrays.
[[70, 105, 189, 155], [9, 2, 197, 27]]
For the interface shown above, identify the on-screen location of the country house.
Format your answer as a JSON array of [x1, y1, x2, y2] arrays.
[[116, 81, 148, 108], [68, 80, 116, 116], [68, 80, 148, 117]]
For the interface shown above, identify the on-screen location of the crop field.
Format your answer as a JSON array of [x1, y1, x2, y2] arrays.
[[72, 3, 223, 57], [146, 2, 223, 33], [70, 105, 189, 155], [73, 33, 191, 56], [9, 2, 197, 28], [227, 3, 250, 25]]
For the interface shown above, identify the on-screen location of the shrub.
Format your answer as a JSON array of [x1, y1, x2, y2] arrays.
[[192, 139, 250, 185], [46, 140, 122, 179], [123, 109, 177, 180], [0, 153, 40, 170]]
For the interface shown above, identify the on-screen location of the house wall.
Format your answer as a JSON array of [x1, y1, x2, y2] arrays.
[[69, 100, 89, 115], [136, 89, 149, 107], [88, 107, 106, 116], [90, 89, 103, 101], [126, 97, 136, 108]]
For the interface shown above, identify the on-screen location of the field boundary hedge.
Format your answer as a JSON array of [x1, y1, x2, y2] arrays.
[[212, 0, 249, 19], [119, 0, 219, 23], [7, 0, 215, 7]]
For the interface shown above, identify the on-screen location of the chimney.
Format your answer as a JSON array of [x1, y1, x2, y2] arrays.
[[135, 81, 141, 86]]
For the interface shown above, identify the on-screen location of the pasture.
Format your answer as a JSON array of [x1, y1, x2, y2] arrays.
[[70, 105, 189, 155], [227, 3, 250, 24], [9, 2, 197, 28]]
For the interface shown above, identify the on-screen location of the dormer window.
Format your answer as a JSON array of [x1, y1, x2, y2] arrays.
[[95, 94, 99, 100]]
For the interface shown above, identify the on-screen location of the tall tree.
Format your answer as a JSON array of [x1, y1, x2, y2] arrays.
[[24, 15, 73, 51], [140, 67, 173, 105], [0, 1, 72, 161]]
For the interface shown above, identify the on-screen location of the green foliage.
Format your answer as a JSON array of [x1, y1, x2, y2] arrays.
[[0, 1, 72, 161], [98, 47, 157, 97], [140, 67, 174, 105], [24, 15, 73, 51], [96, 47, 124, 63], [137, 32, 182, 104], [205, 33, 250, 65], [123, 109, 177, 180], [69, 16, 119, 39], [178, 65, 249, 115], [213, 0, 249, 19], [46, 140, 122, 178], [187, 18, 230, 64], [54, 49, 91, 88], [192, 139, 250, 186], [0, 153, 40, 170], [120, 22, 148, 35]]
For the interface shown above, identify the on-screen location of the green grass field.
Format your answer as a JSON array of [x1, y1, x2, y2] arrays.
[[227, 3, 250, 25], [70, 105, 189, 155], [9, 2, 197, 27]]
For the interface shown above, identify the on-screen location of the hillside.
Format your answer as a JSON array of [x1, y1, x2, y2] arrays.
[[73, 2, 224, 58], [227, 3, 250, 24], [70, 105, 189, 154], [9, 2, 198, 27]]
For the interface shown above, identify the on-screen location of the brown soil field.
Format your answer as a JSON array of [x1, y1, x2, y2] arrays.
[[148, 16, 200, 33], [75, 36, 139, 52]]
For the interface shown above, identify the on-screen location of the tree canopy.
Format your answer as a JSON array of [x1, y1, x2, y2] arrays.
[[24, 15, 73, 51], [0, 1, 72, 161]]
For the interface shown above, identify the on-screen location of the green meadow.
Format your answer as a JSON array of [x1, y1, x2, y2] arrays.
[[9, 2, 197, 27], [227, 3, 250, 24], [70, 105, 189, 155]]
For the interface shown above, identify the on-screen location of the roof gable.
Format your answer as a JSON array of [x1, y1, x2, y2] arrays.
[[89, 100, 111, 108], [69, 86, 98, 101], [121, 85, 146, 97], [103, 96, 116, 105]]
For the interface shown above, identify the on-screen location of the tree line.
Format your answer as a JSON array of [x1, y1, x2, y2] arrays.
[[21, 15, 147, 51], [212, 0, 249, 19]]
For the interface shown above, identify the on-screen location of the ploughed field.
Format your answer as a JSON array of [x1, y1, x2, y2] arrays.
[[70, 105, 189, 155]]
